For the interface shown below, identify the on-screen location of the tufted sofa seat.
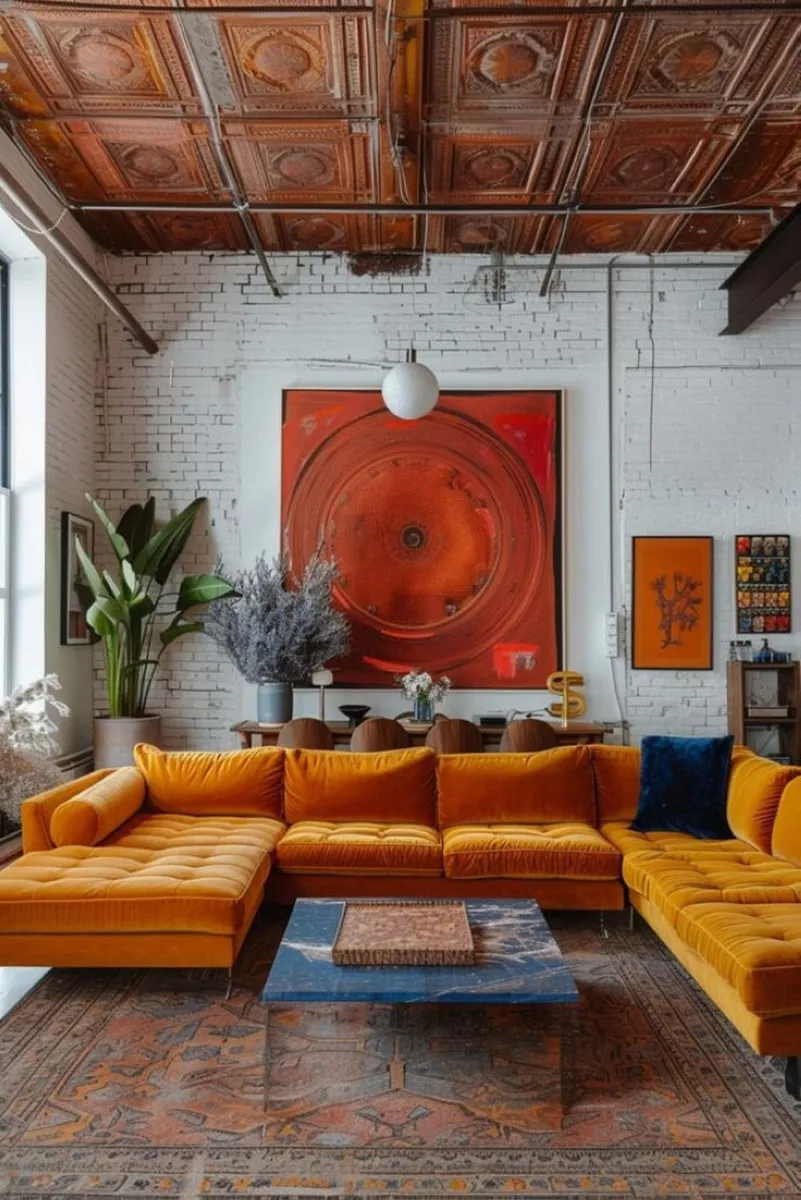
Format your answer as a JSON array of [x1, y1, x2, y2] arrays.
[[0, 813, 285, 935], [602, 825, 801, 921], [275, 821, 442, 876], [442, 823, 621, 880], [674, 903, 801, 1018]]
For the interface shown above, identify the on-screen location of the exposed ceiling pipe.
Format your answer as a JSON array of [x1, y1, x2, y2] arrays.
[[170, 2, 282, 298], [689, 26, 801, 216], [539, 1, 630, 298], [2, 1, 799, 13], [75, 201, 774, 217], [0, 160, 159, 355], [6, 111, 381, 126], [0, 0, 374, 11], [2, 119, 76, 215]]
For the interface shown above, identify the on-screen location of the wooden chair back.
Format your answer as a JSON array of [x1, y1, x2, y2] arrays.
[[425, 718, 484, 755], [500, 718, 558, 753], [277, 717, 335, 750], [350, 717, 412, 752]]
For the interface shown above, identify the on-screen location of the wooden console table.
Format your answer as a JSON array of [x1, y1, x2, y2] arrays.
[[232, 718, 610, 750]]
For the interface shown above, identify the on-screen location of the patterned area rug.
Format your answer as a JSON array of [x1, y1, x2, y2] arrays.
[[0, 912, 800, 1199]]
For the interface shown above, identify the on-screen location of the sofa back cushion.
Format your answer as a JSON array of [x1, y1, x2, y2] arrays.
[[436, 745, 595, 829], [727, 749, 800, 853], [50, 766, 145, 847], [134, 743, 284, 818], [284, 747, 436, 825], [590, 745, 641, 823], [771, 776, 801, 865]]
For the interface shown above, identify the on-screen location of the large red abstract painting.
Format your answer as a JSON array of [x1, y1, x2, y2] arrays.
[[281, 390, 562, 689]]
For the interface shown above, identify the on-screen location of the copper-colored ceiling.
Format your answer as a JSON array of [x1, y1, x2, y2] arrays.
[[0, 0, 799, 256]]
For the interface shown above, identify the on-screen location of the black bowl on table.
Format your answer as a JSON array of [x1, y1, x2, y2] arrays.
[[339, 704, 371, 728]]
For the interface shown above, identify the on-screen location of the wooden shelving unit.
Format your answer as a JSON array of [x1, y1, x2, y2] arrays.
[[726, 661, 801, 764]]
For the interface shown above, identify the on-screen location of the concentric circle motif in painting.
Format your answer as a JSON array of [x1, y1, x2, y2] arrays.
[[281, 391, 561, 688]]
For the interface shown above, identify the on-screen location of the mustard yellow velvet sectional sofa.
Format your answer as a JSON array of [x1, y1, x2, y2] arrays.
[[1, 740, 800, 1093]]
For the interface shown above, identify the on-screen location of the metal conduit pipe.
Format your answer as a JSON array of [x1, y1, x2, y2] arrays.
[[74, 201, 774, 217], [2, 1, 799, 14], [539, 1, 631, 298], [170, 0, 282, 298], [0, 161, 159, 356]]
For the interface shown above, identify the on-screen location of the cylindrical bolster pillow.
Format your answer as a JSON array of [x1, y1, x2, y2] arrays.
[[50, 766, 145, 847]]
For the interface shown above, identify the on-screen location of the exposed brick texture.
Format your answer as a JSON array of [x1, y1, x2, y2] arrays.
[[95, 253, 801, 748]]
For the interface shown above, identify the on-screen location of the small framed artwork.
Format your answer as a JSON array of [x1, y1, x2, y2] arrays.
[[632, 536, 714, 670], [735, 534, 791, 635], [60, 512, 94, 645]]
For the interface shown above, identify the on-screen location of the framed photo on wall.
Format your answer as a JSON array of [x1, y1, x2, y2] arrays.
[[735, 534, 791, 634], [632, 535, 714, 670], [60, 511, 94, 645]]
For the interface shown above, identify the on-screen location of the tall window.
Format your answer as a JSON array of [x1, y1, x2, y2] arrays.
[[0, 257, 9, 692]]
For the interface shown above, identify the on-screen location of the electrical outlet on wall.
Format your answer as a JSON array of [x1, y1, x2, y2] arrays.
[[605, 612, 621, 658]]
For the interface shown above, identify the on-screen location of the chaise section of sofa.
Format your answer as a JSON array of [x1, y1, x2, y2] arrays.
[[0, 747, 286, 968], [593, 743, 801, 1069]]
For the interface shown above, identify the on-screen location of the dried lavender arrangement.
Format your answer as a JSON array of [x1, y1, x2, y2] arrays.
[[205, 553, 349, 687]]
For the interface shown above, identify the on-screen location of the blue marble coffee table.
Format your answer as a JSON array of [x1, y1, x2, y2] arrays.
[[262, 899, 580, 1129]]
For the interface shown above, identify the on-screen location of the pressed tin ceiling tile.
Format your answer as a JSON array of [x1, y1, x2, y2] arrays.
[[0, 0, 797, 253]]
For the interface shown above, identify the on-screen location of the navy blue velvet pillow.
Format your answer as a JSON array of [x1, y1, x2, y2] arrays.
[[632, 734, 734, 839]]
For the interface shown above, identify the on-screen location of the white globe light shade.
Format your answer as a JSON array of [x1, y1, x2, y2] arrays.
[[381, 361, 439, 420]]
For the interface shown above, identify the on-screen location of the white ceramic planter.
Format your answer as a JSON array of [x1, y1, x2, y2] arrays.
[[94, 715, 162, 769]]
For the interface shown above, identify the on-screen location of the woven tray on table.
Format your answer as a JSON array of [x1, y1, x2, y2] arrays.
[[332, 900, 475, 966]]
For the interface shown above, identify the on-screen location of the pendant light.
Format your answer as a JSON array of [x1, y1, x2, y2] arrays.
[[381, 346, 439, 421]]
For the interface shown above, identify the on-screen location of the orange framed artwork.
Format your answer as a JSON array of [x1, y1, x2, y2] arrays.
[[281, 389, 562, 689], [631, 536, 714, 671]]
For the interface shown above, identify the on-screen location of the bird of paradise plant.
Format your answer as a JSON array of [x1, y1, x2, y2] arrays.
[[75, 495, 237, 719]]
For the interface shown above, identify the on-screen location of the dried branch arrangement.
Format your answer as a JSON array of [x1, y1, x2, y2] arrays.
[[205, 553, 350, 684], [0, 675, 70, 829]]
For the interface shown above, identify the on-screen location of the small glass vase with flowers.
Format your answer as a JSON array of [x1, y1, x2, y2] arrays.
[[397, 670, 452, 723]]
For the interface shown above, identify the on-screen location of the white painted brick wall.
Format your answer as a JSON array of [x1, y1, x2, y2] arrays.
[[45, 256, 102, 752], [95, 252, 801, 748]]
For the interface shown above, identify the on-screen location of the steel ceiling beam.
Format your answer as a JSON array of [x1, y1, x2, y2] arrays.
[[720, 203, 801, 335], [0, 159, 159, 354], [169, 3, 282, 297]]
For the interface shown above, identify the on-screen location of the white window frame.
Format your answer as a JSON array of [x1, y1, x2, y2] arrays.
[[0, 257, 9, 695]]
